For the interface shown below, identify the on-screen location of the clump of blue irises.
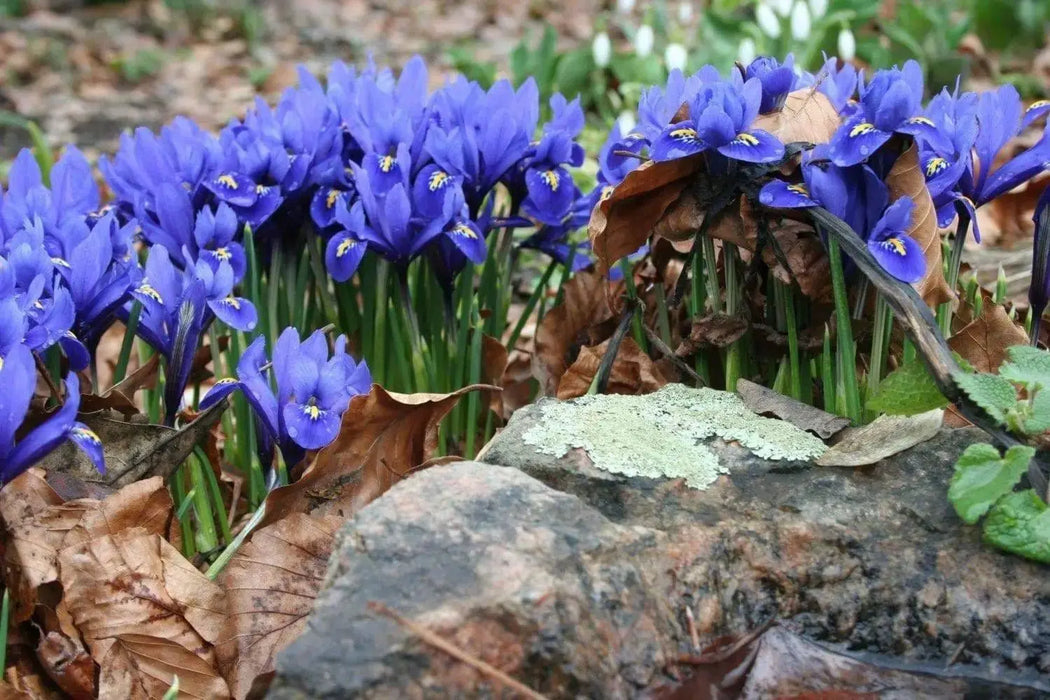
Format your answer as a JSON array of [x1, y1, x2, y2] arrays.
[[1, 53, 1048, 487]]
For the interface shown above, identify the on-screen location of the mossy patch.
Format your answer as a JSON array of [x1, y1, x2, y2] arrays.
[[521, 384, 827, 490]]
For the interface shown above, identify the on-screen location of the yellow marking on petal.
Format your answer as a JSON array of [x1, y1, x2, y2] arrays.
[[1029, 99, 1050, 111], [670, 127, 700, 141], [32, 301, 44, 310], [0, 356, 5, 371], [336, 238, 357, 257], [255, 184, 269, 195], [51, 257, 71, 268], [216, 377, 238, 385], [216, 174, 239, 189], [428, 170, 450, 191], [732, 132, 760, 146], [222, 297, 241, 310], [214, 247, 232, 261], [136, 283, 163, 304], [71, 426, 101, 444], [925, 157, 948, 177], [452, 223, 478, 240], [850, 122, 877, 138], [379, 155, 396, 173], [907, 116, 935, 127], [326, 189, 340, 209], [540, 170, 560, 191], [884, 237, 907, 256], [787, 183, 810, 196], [304, 404, 321, 420]]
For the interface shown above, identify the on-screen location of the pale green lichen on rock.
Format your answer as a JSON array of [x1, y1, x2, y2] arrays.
[[521, 384, 827, 490]]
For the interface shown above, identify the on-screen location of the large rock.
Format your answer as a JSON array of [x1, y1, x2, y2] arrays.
[[271, 387, 1050, 697]]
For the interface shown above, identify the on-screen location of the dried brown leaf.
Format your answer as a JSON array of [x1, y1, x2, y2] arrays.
[[948, 302, 1028, 373], [58, 529, 228, 699], [886, 145, 952, 306], [677, 313, 749, 355], [481, 334, 509, 419], [556, 337, 670, 400], [260, 384, 493, 526], [215, 513, 342, 700], [500, 350, 535, 420], [38, 401, 226, 488], [817, 410, 944, 467], [752, 89, 841, 145], [35, 632, 95, 699], [588, 154, 705, 270], [534, 270, 623, 394], [737, 379, 849, 439]]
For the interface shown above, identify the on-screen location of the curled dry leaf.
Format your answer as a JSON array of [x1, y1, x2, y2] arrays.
[[948, 302, 1028, 373], [58, 528, 228, 699], [38, 401, 226, 488], [752, 89, 841, 146], [588, 154, 706, 271], [886, 144, 952, 306], [737, 379, 850, 439], [676, 313, 749, 356], [215, 513, 342, 700], [259, 384, 496, 527], [816, 409, 944, 467], [480, 333, 509, 419], [500, 350, 535, 420], [36, 631, 95, 699], [534, 270, 622, 395], [556, 337, 670, 400]]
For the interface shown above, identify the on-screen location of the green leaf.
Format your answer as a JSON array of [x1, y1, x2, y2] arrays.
[[982, 489, 1050, 564], [553, 49, 594, 98], [953, 371, 1018, 424], [999, 345, 1050, 392], [867, 362, 948, 416], [948, 443, 1034, 524]]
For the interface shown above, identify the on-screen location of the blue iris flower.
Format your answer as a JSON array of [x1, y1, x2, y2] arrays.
[[799, 56, 859, 116], [131, 246, 256, 424], [0, 300, 103, 485], [745, 55, 798, 114], [828, 60, 949, 167], [651, 77, 785, 165], [520, 95, 586, 225], [200, 327, 371, 468], [917, 84, 1050, 242], [760, 157, 926, 283]]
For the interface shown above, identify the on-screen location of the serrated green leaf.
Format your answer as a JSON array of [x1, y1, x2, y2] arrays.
[[982, 489, 1050, 563], [948, 443, 1034, 524], [867, 362, 948, 416], [1000, 345, 1050, 392], [953, 371, 1018, 424], [1019, 391, 1050, 436]]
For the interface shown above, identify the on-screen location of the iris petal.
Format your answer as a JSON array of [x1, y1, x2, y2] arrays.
[[868, 233, 925, 283], [325, 232, 367, 282], [282, 402, 341, 450], [650, 124, 706, 162], [758, 179, 819, 209], [716, 129, 785, 163], [828, 117, 893, 167], [68, 422, 105, 474]]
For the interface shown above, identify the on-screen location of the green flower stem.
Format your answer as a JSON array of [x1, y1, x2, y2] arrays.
[[619, 258, 647, 352], [205, 501, 268, 581], [0, 588, 9, 674], [827, 235, 861, 423], [170, 470, 196, 558], [267, 245, 283, 351], [307, 236, 339, 326], [701, 236, 720, 313], [822, 326, 836, 414], [865, 293, 893, 420], [372, 259, 390, 386], [938, 210, 972, 337], [188, 454, 219, 554], [724, 243, 743, 391], [196, 446, 232, 544], [782, 282, 803, 402], [689, 241, 710, 384], [113, 300, 142, 386], [464, 308, 484, 458], [507, 260, 557, 353], [655, 281, 672, 348]]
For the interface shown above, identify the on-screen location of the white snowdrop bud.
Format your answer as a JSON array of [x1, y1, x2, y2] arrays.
[[677, 1, 693, 23], [790, 1, 811, 41], [616, 110, 637, 135], [771, 0, 794, 17], [634, 24, 655, 57], [664, 42, 688, 71], [616, 0, 636, 14], [737, 37, 758, 65], [838, 27, 856, 61], [808, 0, 828, 20], [592, 32, 612, 68], [755, 3, 782, 38]]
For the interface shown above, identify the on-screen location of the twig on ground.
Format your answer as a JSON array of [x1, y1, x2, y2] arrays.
[[368, 601, 549, 700]]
